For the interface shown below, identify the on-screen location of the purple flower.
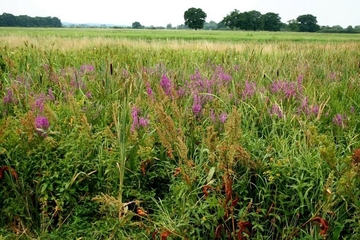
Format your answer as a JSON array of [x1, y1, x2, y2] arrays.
[[297, 97, 309, 115], [131, 106, 149, 132], [283, 82, 297, 99], [219, 112, 228, 123], [210, 109, 216, 122], [270, 81, 283, 94], [192, 95, 202, 116], [3, 89, 15, 104], [139, 117, 149, 127], [131, 106, 139, 132], [145, 82, 153, 98], [85, 91, 92, 99], [160, 74, 172, 96], [190, 69, 202, 81], [214, 65, 232, 84], [242, 81, 256, 100], [300, 97, 308, 110], [70, 78, 86, 90], [312, 105, 319, 115], [192, 103, 202, 116], [270, 104, 283, 118], [35, 116, 50, 137], [80, 64, 95, 73], [177, 86, 186, 98], [332, 114, 347, 128], [35, 95, 45, 112], [269, 80, 302, 100], [47, 88, 55, 101]]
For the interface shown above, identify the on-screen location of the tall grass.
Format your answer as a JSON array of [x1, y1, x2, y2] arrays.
[[0, 28, 359, 239]]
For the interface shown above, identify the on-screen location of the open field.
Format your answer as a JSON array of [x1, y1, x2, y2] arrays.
[[1, 27, 360, 43], [0, 28, 360, 239]]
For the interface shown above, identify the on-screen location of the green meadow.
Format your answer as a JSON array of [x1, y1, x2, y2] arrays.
[[0, 28, 360, 239]]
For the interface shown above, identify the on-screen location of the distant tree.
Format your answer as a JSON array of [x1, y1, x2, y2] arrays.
[[297, 14, 320, 32], [0, 13, 17, 26], [261, 12, 282, 31], [132, 21, 143, 29], [50, 17, 62, 27], [333, 25, 344, 31], [223, 10, 263, 31], [221, 9, 240, 30], [203, 21, 218, 30], [346, 25, 355, 33], [217, 21, 227, 30], [166, 23, 172, 29], [286, 19, 300, 31], [184, 7, 207, 30], [177, 24, 189, 29], [242, 10, 263, 31]]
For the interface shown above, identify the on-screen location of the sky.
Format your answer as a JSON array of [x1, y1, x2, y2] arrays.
[[1, 0, 360, 28]]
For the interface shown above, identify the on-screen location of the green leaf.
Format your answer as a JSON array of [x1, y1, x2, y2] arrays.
[[206, 167, 216, 183]]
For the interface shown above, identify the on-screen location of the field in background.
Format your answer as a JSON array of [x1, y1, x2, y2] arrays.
[[0, 28, 360, 239], [1, 27, 360, 43]]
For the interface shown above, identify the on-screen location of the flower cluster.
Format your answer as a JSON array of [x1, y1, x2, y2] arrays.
[[131, 106, 149, 132], [269, 76, 303, 100], [270, 104, 283, 118], [332, 113, 347, 128], [35, 116, 50, 137], [160, 75, 172, 96]]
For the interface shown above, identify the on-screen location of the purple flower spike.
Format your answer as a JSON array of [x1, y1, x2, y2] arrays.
[[131, 106, 149, 132], [210, 109, 216, 122], [3, 89, 15, 104], [242, 81, 256, 100], [35, 116, 50, 137], [219, 113, 228, 123], [139, 117, 149, 127], [270, 104, 283, 118], [80, 64, 95, 73], [47, 88, 55, 101], [332, 114, 347, 128], [192, 103, 202, 116], [160, 74, 172, 96], [146, 82, 153, 97]]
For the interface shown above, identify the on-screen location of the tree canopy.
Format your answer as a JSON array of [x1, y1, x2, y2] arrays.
[[261, 12, 282, 31], [221, 10, 281, 31], [132, 21, 143, 29], [184, 8, 207, 30], [221, 9, 241, 30], [0, 13, 61, 27], [297, 14, 320, 32]]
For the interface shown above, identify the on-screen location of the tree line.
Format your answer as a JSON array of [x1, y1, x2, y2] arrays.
[[0, 13, 61, 27], [1, 10, 358, 33], [183, 8, 320, 32], [181, 8, 359, 33]]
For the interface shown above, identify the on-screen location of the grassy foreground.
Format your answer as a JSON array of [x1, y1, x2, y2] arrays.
[[0, 28, 360, 239]]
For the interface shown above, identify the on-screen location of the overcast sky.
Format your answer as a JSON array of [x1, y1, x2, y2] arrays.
[[2, 0, 359, 27]]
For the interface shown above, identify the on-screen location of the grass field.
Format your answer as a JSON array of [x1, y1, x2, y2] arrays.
[[0, 28, 360, 239]]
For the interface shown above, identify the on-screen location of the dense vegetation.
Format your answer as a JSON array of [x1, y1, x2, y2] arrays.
[[0, 28, 360, 239], [0, 13, 61, 28]]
